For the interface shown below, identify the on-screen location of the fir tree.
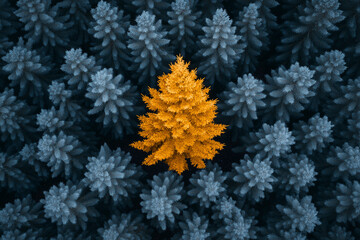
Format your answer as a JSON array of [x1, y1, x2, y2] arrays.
[[15, 0, 71, 48], [197, 8, 243, 85], [89, 1, 130, 71], [48, 81, 87, 123], [98, 212, 152, 240], [293, 114, 334, 154], [264, 62, 316, 122], [231, 154, 276, 202], [324, 180, 360, 223], [217, 208, 257, 240], [0, 88, 35, 144], [128, 10, 174, 86], [278, 154, 317, 193], [233, 0, 279, 31], [0, 152, 34, 193], [242, 120, 295, 159], [218, 73, 266, 140], [276, 0, 344, 64], [0, 194, 44, 232], [333, 78, 360, 119], [86, 68, 142, 138], [84, 144, 142, 202], [61, 48, 100, 91], [236, 3, 268, 73], [2, 38, 51, 105], [131, 55, 226, 174], [276, 195, 320, 233], [140, 172, 186, 231], [187, 163, 228, 208], [41, 181, 99, 230], [54, 0, 91, 44], [167, 0, 201, 57]]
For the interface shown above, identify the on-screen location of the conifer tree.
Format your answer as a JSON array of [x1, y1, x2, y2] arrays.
[[236, 3, 268, 73], [131, 55, 226, 174], [197, 8, 243, 85], [276, 0, 344, 64]]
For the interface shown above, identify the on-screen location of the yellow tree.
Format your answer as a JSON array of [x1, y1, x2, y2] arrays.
[[131, 55, 227, 174]]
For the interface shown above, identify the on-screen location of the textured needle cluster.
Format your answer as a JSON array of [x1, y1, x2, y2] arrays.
[[41, 181, 99, 229], [211, 196, 237, 221], [0, 229, 39, 240], [344, 111, 360, 144], [86, 68, 141, 138], [293, 114, 334, 154], [236, 3, 268, 73], [276, 195, 320, 233], [188, 163, 227, 208], [36, 107, 73, 133], [2, 38, 50, 102], [265, 62, 316, 122], [324, 180, 360, 223], [89, 1, 130, 71], [218, 209, 256, 240], [98, 213, 152, 240], [131, 0, 170, 16], [231, 154, 276, 202], [47, 81, 85, 122], [0, 194, 44, 232], [279, 154, 317, 193], [140, 172, 186, 230], [218, 73, 266, 132], [131, 56, 226, 174], [315, 50, 346, 93], [244, 120, 295, 159], [20, 143, 49, 178], [324, 225, 355, 240], [84, 144, 142, 201], [128, 11, 174, 86], [61, 48, 100, 90], [167, 0, 200, 57], [325, 143, 360, 179], [276, 0, 344, 64], [15, 0, 70, 47], [176, 211, 211, 240], [0, 88, 34, 143], [37, 131, 86, 178], [197, 8, 243, 84], [334, 78, 360, 118]]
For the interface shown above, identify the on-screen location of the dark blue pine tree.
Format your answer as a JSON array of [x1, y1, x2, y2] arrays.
[[89, 1, 130, 72], [54, 0, 91, 45], [61, 48, 100, 91], [197, 8, 243, 85], [236, 3, 268, 73], [0, 88, 35, 144], [15, 0, 72, 49], [2, 38, 51, 106], [128, 10, 174, 87], [41, 181, 99, 230], [264, 62, 316, 122], [167, 0, 201, 57], [276, 0, 344, 64], [218, 73, 266, 141], [85, 68, 142, 138]]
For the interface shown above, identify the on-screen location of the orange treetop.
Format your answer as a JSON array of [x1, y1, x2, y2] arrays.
[[131, 55, 227, 174]]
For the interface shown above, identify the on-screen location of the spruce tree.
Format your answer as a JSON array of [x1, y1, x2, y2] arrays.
[[131, 55, 226, 174]]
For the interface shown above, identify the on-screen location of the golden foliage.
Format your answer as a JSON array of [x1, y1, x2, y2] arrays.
[[130, 55, 227, 174]]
